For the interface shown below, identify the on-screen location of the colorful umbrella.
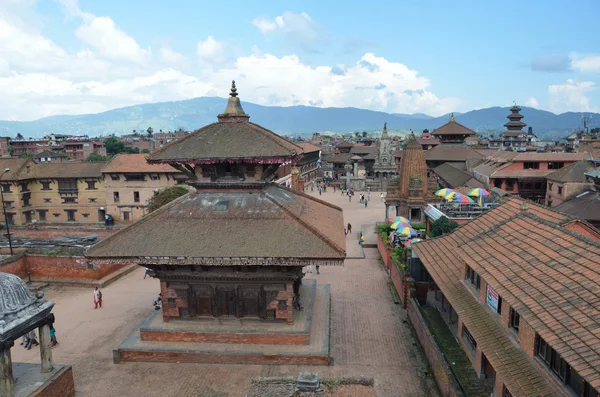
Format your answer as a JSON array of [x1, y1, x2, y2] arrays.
[[435, 188, 454, 197], [396, 227, 418, 237], [389, 216, 410, 224], [445, 192, 475, 204], [467, 188, 490, 197], [390, 220, 411, 230], [404, 238, 423, 248]]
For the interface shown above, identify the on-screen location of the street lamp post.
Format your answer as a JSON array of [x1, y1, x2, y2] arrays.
[[0, 168, 14, 255]]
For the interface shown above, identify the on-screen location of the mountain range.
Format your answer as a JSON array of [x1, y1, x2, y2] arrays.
[[0, 97, 596, 140]]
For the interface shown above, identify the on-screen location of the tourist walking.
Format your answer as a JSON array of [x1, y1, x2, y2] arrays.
[[380, 192, 385, 201], [364, 199, 368, 208], [347, 223, 352, 234], [144, 267, 150, 279], [94, 287, 103, 309], [316, 265, 320, 275], [306, 264, 313, 274]]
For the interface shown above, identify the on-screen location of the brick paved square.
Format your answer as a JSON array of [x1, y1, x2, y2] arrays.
[[11, 190, 440, 397]]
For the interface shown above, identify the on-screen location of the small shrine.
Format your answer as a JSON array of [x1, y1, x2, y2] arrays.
[[0, 272, 74, 397], [86, 82, 345, 365], [385, 133, 439, 224]]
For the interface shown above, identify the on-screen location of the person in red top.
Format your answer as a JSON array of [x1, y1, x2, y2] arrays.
[[94, 287, 103, 309]]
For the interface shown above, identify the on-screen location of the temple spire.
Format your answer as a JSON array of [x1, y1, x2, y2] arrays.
[[450, 113, 455, 122], [219, 80, 250, 123]]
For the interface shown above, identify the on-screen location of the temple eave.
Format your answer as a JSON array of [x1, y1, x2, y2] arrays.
[[147, 156, 301, 165], [87, 256, 346, 267]]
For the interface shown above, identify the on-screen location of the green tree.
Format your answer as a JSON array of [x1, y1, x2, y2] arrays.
[[147, 127, 153, 137], [7, 145, 14, 156], [362, 131, 367, 138], [15, 133, 24, 140], [140, 148, 151, 154], [85, 153, 109, 162], [19, 153, 34, 158], [431, 216, 459, 237], [104, 137, 126, 155], [125, 147, 140, 154], [148, 187, 189, 212]]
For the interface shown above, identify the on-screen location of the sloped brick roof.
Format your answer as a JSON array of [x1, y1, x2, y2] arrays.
[[148, 121, 303, 164], [102, 154, 180, 173], [457, 213, 600, 391], [555, 191, 600, 222], [295, 142, 321, 153], [0, 158, 34, 180], [432, 163, 473, 188], [432, 120, 476, 136], [350, 145, 377, 155], [546, 160, 596, 183], [30, 162, 105, 179], [412, 198, 585, 396], [86, 184, 346, 263], [424, 145, 484, 162]]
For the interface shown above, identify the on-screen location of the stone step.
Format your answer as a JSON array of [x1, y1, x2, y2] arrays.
[[113, 284, 331, 365]]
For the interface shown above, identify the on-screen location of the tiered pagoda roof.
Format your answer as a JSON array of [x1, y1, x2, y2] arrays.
[[502, 104, 527, 137]]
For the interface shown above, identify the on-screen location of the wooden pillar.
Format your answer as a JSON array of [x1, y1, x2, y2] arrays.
[[0, 342, 14, 397], [385, 204, 389, 222], [39, 324, 53, 373]]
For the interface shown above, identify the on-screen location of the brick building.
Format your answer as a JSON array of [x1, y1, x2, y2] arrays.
[[545, 160, 596, 207], [294, 142, 321, 184], [102, 154, 185, 222], [62, 139, 106, 161], [0, 159, 106, 225], [472, 152, 590, 202], [10, 139, 50, 156], [412, 198, 600, 397]]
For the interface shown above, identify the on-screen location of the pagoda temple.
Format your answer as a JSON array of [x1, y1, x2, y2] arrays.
[[500, 104, 528, 149], [86, 82, 345, 327], [431, 113, 476, 144], [384, 133, 438, 223]]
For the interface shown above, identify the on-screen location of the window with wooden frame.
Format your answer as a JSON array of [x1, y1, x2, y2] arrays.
[[509, 308, 520, 334]]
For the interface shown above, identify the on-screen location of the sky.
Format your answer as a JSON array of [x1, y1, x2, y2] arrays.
[[1, 0, 599, 121]]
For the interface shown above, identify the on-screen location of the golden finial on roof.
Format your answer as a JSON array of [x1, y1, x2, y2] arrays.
[[450, 113, 455, 122], [230, 80, 238, 97]]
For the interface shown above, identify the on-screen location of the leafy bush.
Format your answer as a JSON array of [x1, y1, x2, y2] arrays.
[[431, 216, 459, 237], [148, 187, 189, 212]]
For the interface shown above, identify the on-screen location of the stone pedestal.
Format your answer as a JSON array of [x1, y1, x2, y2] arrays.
[[39, 324, 53, 373], [0, 343, 14, 397]]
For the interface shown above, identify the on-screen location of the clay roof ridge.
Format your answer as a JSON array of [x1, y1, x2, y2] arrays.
[[247, 122, 303, 157], [85, 188, 192, 258], [264, 188, 345, 257], [147, 124, 214, 162]]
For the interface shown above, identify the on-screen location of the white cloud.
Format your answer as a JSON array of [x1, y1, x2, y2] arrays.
[[525, 97, 539, 108], [75, 16, 151, 64], [548, 79, 597, 112], [252, 17, 277, 33], [196, 36, 224, 63], [159, 47, 187, 64], [0, 2, 458, 122], [571, 53, 600, 73], [252, 12, 326, 52]]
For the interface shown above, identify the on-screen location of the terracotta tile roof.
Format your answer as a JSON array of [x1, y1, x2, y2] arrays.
[[336, 141, 353, 148], [490, 169, 554, 179], [29, 162, 105, 179], [546, 160, 596, 183], [431, 120, 476, 136], [148, 121, 303, 164], [350, 145, 377, 154], [0, 158, 34, 180], [412, 198, 580, 396], [86, 184, 346, 263], [327, 153, 353, 164], [416, 137, 441, 146], [457, 213, 600, 390], [432, 163, 473, 188], [295, 142, 321, 153], [513, 152, 592, 162], [555, 191, 600, 222], [34, 150, 67, 159], [424, 145, 484, 162], [102, 154, 181, 174]]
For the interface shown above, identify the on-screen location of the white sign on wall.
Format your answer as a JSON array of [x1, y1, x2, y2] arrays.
[[486, 284, 499, 313]]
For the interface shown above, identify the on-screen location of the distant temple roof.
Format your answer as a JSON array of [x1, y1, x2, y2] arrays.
[[431, 114, 476, 137]]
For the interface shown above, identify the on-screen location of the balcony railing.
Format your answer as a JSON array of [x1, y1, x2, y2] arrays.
[[58, 188, 79, 194]]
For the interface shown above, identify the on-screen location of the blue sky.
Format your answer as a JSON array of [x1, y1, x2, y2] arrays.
[[1, 0, 599, 120]]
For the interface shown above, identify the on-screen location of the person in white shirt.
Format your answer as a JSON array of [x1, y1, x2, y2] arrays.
[[93, 287, 103, 309]]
